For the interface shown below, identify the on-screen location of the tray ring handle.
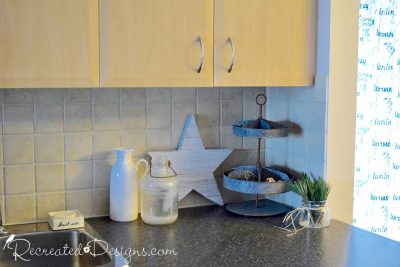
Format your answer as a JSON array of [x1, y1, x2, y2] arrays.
[[256, 94, 267, 119], [256, 94, 267, 106]]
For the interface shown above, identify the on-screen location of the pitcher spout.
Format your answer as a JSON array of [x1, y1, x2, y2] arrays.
[[113, 148, 135, 162]]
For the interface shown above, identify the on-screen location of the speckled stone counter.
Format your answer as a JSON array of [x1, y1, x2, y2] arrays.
[[87, 206, 400, 267]]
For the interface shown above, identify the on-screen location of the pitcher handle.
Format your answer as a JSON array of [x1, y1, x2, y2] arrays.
[[136, 159, 149, 180]]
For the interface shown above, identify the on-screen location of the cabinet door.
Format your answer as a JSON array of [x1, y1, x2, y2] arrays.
[[0, 0, 99, 88], [214, 0, 316, 87], [100, 0, 213, 87]]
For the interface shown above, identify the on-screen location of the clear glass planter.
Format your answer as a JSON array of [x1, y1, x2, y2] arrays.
[[299, 201, 330, 228]]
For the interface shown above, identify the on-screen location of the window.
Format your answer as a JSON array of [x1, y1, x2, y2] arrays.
[[354, 0, 400, 242]]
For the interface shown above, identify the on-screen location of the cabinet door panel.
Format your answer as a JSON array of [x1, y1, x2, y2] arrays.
[[0, 0, 99, 88], [214, 0, 316, 87], [100, 0, 213, 87]]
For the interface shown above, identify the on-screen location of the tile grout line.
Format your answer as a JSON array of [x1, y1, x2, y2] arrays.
[[170, 89, 174, 150], [91, 89, 96, 216], [241, 87, 244, 150], [62, 89, 67, 213], [91, 88, 96, 217], [32, 90, 37, 222], [145, 89, 149, 156], [1, 89, 5, 223], [195, 88, 199, 206], [219, 88, 222, 149]]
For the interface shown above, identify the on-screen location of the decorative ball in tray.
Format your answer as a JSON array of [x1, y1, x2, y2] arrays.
[[223, 94, 292, 216]]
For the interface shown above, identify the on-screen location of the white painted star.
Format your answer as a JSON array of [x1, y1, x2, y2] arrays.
[[149, 114, 232, 206]]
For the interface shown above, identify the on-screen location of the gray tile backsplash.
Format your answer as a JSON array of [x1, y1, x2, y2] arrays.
[[0, 81, 328, 224], [0, 87, 266, 224]]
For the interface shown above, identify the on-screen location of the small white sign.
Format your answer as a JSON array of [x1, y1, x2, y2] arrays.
[[48, 210, 84, 231]]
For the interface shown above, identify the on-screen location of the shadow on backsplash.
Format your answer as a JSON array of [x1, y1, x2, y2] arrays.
[[265, 75, 328, 208], [0, 87, 267, 225]]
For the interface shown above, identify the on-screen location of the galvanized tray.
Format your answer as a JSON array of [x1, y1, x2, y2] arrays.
[[232, 119, 288, 138], [223, 166, 291, 194]]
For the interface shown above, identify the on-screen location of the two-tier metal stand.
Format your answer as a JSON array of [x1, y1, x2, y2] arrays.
[[223, 94, 291, 216]]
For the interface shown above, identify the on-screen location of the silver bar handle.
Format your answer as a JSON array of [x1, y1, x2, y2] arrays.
[[227, 37, 235, 73], [196, 37, 204, 73]]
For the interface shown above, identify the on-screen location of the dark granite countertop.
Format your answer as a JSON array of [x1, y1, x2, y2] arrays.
[[87, 206, 400, 267]]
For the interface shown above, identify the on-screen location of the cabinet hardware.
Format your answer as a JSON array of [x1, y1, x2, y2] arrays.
[[227, 37, 235, 73], [196, 36, 204, 73]]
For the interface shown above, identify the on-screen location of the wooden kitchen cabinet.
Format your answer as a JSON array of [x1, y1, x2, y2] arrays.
[[214, 0, 317, 87], [0, 0, 316, 89], [0, 0, 99, 88], [100, 0, 214, 87]]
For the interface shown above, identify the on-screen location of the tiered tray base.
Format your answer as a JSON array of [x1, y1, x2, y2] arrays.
[[225, 199, 289, 217]]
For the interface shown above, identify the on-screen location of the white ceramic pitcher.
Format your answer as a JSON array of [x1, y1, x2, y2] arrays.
[[110, 148, 149, 222]]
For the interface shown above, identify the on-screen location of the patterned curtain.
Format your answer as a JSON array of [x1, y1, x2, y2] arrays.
[[354, 0, 400, 241]]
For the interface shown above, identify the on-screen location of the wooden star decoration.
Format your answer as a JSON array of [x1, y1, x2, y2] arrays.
[[148, 114, 232, 206]]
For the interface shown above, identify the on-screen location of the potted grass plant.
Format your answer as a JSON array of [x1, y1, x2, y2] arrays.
[[290, 173, 331, 228]]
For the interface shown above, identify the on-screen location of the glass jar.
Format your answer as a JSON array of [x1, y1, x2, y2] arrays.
[[299, 201, 330, 228], [140, 157, 178, 225]]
